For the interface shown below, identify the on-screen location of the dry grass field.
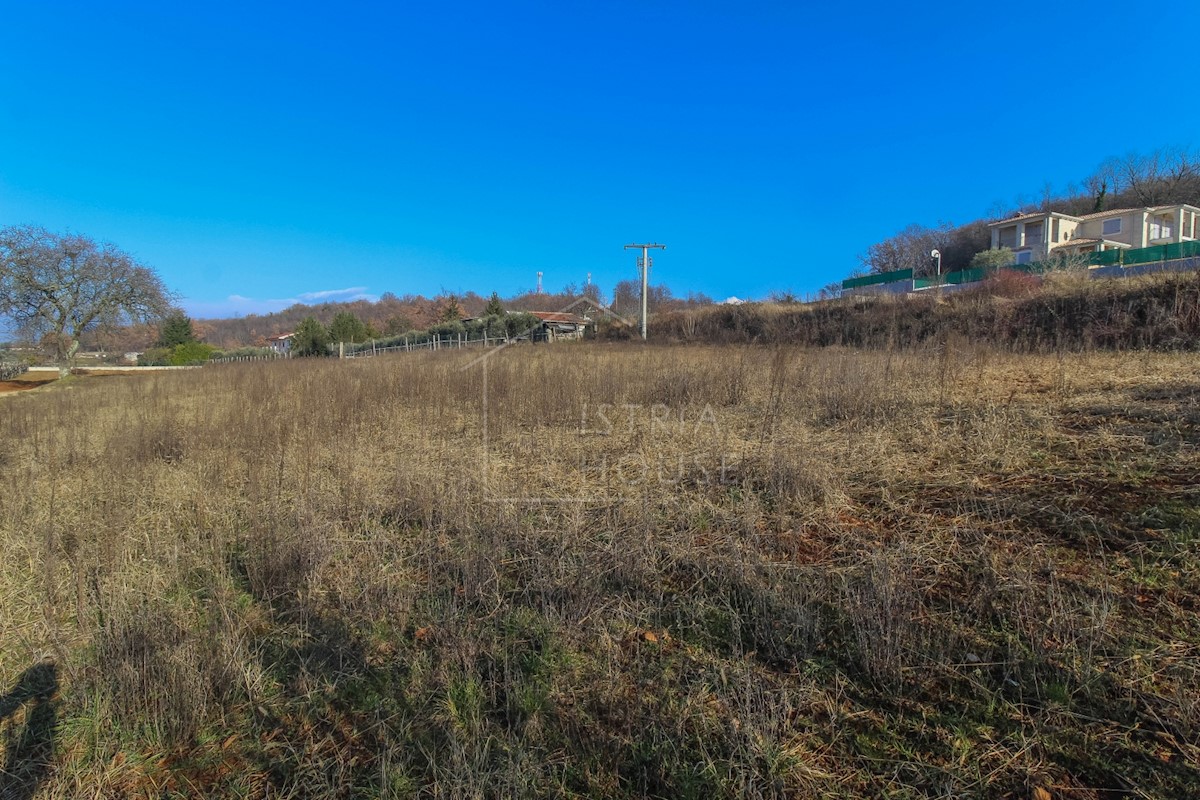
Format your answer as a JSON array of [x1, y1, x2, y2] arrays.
[[1, 343, 1198, 798]]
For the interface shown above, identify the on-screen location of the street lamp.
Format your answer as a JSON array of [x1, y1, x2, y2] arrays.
[[930, 248, 942, 281]]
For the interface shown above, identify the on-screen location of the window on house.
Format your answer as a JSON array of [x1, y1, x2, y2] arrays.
[[1149, 216, 1173, 240], [1025, 223, 1044, 246], [1102, 218, 1122, 236], [1052, 219, 1060, 242]]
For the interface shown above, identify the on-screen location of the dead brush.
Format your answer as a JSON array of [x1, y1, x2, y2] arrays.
[[93, 603, 215, 747], [1, 345, 1199, 798], [840, 544, 933, 689], [236, 514, 333, 613], [791, 348, 925, 424]]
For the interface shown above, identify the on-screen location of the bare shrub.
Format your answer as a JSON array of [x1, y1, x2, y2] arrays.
[[793, 349, 915, 424], [116, 417, 188, 464], [841, 544, 934, 689], [94, 605, 214, 746], [983, 268, 1042, 298], [238, 518, 330, 609]]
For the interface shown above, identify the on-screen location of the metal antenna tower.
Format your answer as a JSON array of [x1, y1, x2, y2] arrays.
[[624, 243, 665, 340], [536, 271, 543, 294]]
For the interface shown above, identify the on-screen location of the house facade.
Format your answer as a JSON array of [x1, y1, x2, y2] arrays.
[[265, 333, 294, 354], [987, 204, 1200, 264]]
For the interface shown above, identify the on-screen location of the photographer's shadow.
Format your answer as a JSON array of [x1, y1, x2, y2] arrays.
[[0, 660, 58, 800]]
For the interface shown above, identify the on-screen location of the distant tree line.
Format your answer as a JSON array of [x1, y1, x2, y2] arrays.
[[195, 282, 713, 349], [862, 147, 1200, 277]]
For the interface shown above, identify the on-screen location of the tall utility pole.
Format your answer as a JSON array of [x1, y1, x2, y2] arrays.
[[624, 242, 665, 340], [536, 271, 543, 294]]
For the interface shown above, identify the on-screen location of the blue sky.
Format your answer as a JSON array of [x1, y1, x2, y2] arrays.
[[2, 0, 1196, 317]]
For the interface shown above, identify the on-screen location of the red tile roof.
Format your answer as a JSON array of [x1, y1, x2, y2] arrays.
[[1074, 208, 1139, 220]]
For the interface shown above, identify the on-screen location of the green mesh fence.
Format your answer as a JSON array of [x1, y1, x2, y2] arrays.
[[840, 240, 1199, 290], [1124, 245, 1166, 265], [842, 268, 913, 290], [1117, 241, 1199, 265], [946, 268, 985, 285], [1166, 240, 1200, 260]]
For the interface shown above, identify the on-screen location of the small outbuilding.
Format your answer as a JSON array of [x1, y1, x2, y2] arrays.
[[527, 311, 589, 342]]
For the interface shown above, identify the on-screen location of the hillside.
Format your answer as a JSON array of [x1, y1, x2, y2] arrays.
[[646, 271, 1200, 351]]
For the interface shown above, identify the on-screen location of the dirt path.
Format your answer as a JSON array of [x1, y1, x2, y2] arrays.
[[0, 375, 59, 394]]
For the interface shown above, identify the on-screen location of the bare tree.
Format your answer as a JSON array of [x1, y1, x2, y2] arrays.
[[611, 279, 639, 316], [861, 224, 952, 277], [1151, 147, 1200, 205], [610, 279, 678, 315], [0, 225, 174, 364], [1099, 147, 1200, 207]]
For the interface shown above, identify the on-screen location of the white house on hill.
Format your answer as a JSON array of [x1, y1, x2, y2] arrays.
[[987, 204, 1200, 264]]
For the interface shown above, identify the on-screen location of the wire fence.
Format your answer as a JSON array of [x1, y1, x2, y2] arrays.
[[210, 353, 289, 364], [210, 333, 513, 364], [344, 333, 511, 359]]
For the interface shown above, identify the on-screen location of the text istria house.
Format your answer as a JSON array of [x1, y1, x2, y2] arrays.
[[987, 204, 1200, 264]]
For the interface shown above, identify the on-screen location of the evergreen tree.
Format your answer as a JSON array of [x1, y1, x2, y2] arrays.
[[291, 317, 331, 356], [484, 292, 504, 317], [439, 295, 463, 322], [328, 311, 370, 343], [969, 247, 1015, 270], [157, 310, 197, 347]]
